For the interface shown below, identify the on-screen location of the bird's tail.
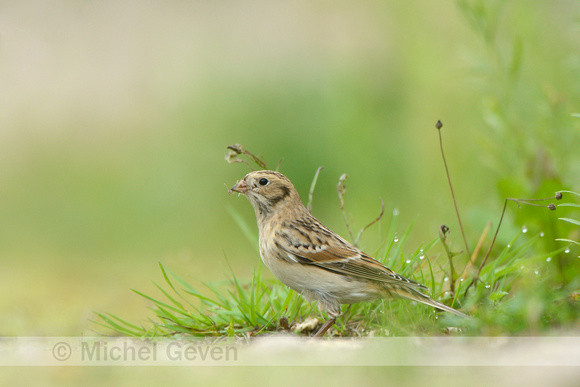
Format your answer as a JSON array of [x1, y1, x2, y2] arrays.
[[390, 284, 470, 318]]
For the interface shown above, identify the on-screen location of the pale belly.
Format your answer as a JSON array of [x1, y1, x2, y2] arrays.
[[260, 248, 382, 305]]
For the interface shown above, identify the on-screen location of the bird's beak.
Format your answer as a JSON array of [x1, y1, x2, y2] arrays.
[[229, 179, 249, 194]]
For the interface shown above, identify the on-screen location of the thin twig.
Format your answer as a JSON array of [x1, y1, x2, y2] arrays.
[[275, 159, 283, 171], [355, 199, 385, 246], [461, 221, 491, 280], [506, 197, 558, 210], [436, 120, 472, 260], [439, 225, 459, 295], [225, 144, 268, 170], [307, 166, 324, 213], [337, 174, 355, 242], [464, 199, 507, 294], [465, 194, 560, 295]]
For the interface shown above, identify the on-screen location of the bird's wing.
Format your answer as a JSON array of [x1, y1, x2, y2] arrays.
[[274, 219, 427, 289]]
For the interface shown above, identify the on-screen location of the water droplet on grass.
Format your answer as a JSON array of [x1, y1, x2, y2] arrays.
[[564, 247, 570, 254], [546, 257, 552, 262], [405, 259, 411, 264], [485, 284, 491, 289], [393, 208, 399, 216], [540, 232, 545, 237], [522, 225, 528, 233], [394, 234, 399, 243]]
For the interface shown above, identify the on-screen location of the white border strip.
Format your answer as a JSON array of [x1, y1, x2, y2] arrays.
[[1, 337, 579, 366]]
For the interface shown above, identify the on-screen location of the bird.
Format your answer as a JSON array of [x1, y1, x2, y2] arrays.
[[229, 170, 468, 337]]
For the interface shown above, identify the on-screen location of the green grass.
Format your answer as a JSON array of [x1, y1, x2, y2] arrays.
[[96, 261, 306, 338], [94, 180, 580, 338]]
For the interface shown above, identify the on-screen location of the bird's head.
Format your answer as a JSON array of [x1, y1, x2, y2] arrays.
[[229, 170, 303, 219]]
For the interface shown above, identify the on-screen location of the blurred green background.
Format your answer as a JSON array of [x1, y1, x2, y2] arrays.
[[1, 0, 579, 342]]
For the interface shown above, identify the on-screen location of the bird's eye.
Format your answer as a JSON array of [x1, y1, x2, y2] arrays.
[[259, 178, 269, 186]]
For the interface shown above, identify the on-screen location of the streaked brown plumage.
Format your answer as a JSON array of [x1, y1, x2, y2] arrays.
[[230, 170, 468, 336]]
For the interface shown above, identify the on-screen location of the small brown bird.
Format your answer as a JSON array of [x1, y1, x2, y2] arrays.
[[230, 170, 468, 337]]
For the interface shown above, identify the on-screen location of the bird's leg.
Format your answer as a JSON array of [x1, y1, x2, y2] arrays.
[[313, 316, 336, 338], [313, 303, 345, 338]]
